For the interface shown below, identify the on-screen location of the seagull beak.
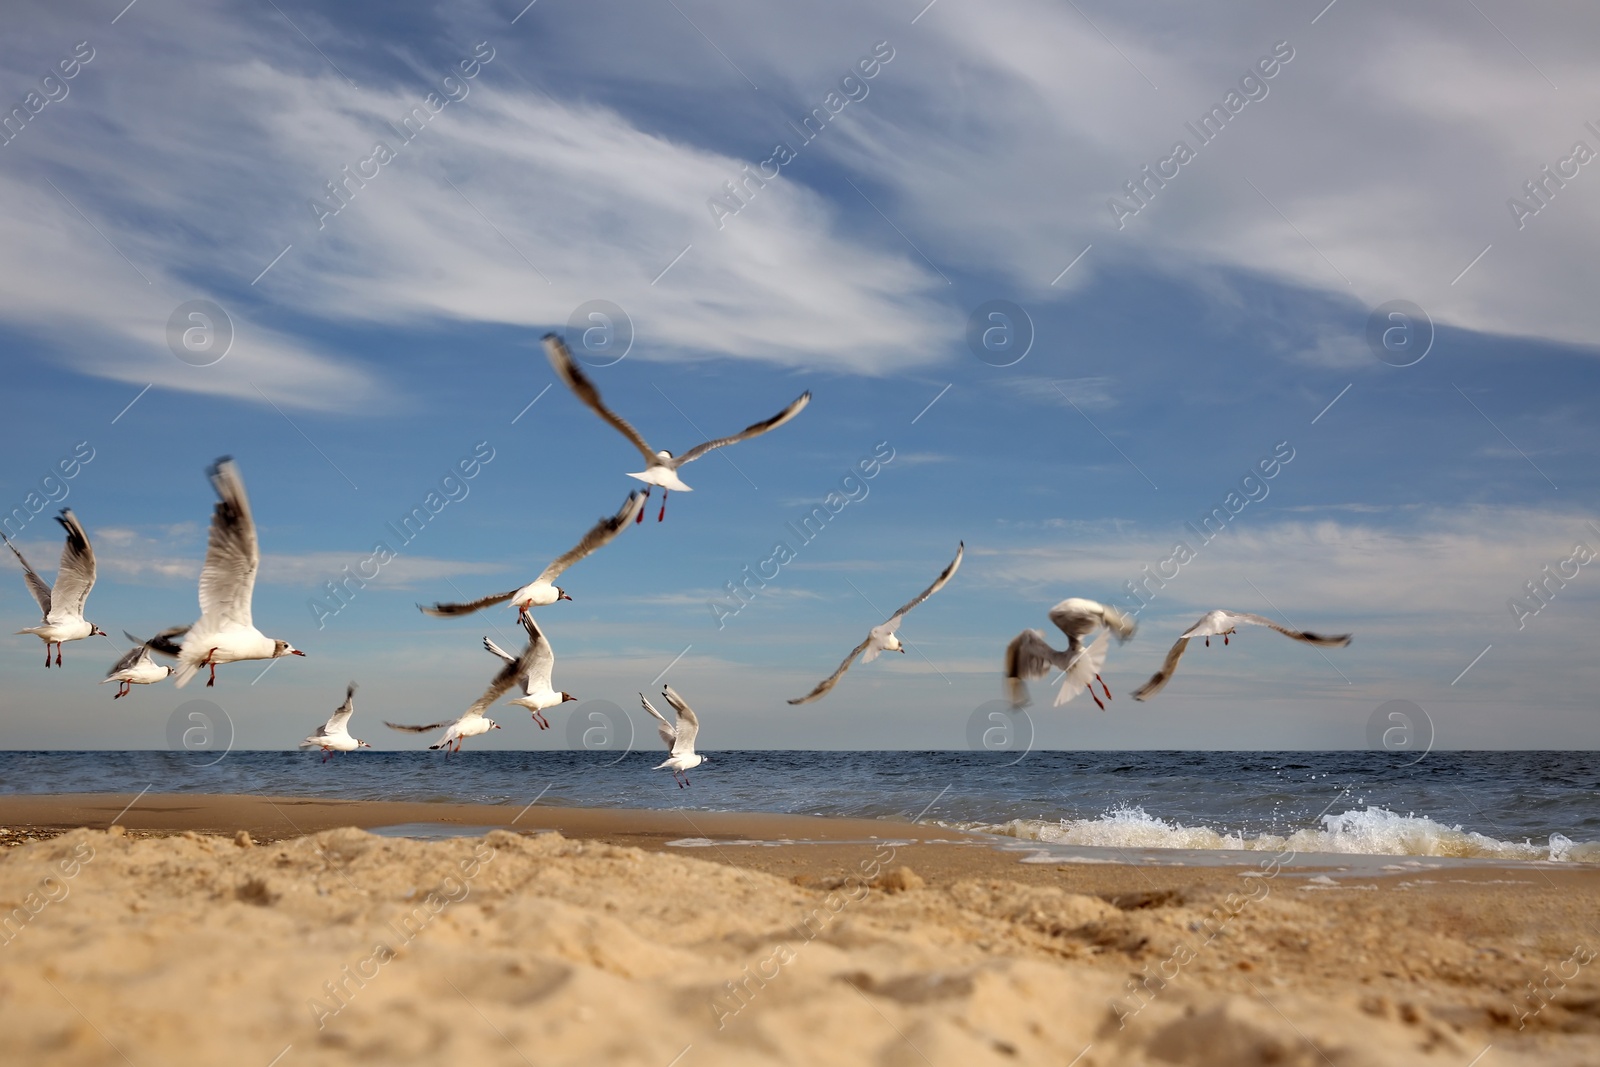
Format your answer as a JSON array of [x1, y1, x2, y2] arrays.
[[558, 591, 572, 602], [291, 649, 306, 657]]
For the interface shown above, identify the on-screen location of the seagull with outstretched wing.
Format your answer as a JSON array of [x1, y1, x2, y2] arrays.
[[300, 683, 369, 761], [481, 613, 575, 730], [102, 630, 182, 698], [420, 491, 644, 619], [174, 458, 305, 688], [788, 543, 964, 705], [544, 333, 810, 522], [639, 686, 703, 787], [1131, 609, 1352, 702], [4, 509, 105, 667]]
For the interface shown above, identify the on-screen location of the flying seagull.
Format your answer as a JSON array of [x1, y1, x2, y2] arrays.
[[1131, 609, 1353, 702], [4, 509, 105, 666], [174, 458, 305, 688], [543, 333, 810, 522], [299, 683, 369, 761], [419, 490, 644, 619], [1003, 598, 1138, 709], [384, 631, 545, 752], [788, 542, 964, 705], [102, 630, 183, 698], [480, 612, 575, 729], [639, 686, 704, 787]]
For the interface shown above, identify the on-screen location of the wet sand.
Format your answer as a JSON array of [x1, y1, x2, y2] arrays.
[[1, 793, 1596, 1065]]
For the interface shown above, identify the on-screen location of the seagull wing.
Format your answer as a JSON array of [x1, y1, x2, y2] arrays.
[[3, 532, 51, 617], [129, 625, 188, 658], [1217, 610, 1354, 647], [543, 333, 658, 464], [1131, 637, 1191, 702], [536, 491, 644, 583], [46, 509, 96, 623], [197, 458, 259, 631], [661, 685, 699, 754], [518, 612, 556, 692], [326, 682, 358, 733], [1048, 598, 1137, 644], [675, 391, 812, 466], [639, 693, 677, 750], [418, 587, 520, 618], [465, 648, 524, 716], [1003, 629, 1076, 708], [482, 636, 516, 665], [106, 644, 149, 677], [1054, 630, 1110, 707], [877, 542, 963, 636], [384, 719, 455, 734], [787, 634, 874, 705]]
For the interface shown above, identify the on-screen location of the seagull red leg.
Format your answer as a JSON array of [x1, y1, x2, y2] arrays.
[[1096, 673, 1113, 701], [55, 645, 63, 667], [205, 649, 219, 688], [636, 487, 649, 524], [658, 489, 667, 522]]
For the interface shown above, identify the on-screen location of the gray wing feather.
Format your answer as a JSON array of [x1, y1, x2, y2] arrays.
[[326, 682, 357, 732], [129, 626, 188, 658], [1002, 629, 1077, 708], [198, 458, 259, 629], [3, 532, 51, 616], [787, 634, 874, 705], [536, 491, 644, 583], [1132, 638, 1192, 702], [47, 509, 96, 622], [1222, 610, 1353, 646], [639, 693, 676, 749], [418, 588, 519, 618], [676, 391, 811, 466], [660, 685, 698, 753], [879, 542, 963, 632], [384, 719, 456, 734], [106, 644, 148, 676], [543, 334, 659, 464]]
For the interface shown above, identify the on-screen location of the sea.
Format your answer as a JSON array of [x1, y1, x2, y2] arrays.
[[2, 750, 1595, 864]]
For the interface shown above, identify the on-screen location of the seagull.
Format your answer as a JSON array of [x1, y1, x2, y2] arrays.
[[787, 542, 964, 705], [383, 633, 539, 752], [299, 683, 369, 761], [1003, 598, 1137, 709], [481, 612, 575, 729], [1131, 609, 1353, 702], [4, 509, 105, 666], [101, 629, 184, 698], [639, 686, 703, 787], [418, 490, 644, 619], [544, 333, 810, 522], [174, 458, 305, 688]]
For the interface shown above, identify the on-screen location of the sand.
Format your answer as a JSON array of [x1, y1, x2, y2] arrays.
[[0, 795, 1597, 1066]]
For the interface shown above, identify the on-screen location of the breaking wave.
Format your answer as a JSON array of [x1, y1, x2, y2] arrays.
[[951, 805, 1600, 863]]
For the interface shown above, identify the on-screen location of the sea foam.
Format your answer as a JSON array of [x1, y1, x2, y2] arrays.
[[952, 805, 1600, 862]]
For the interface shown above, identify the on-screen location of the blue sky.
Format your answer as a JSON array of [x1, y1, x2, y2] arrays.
[[1, 0, 1597, 751]]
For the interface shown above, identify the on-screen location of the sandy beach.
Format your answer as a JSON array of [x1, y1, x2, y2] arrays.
[[1, 794, 1597, 1066]]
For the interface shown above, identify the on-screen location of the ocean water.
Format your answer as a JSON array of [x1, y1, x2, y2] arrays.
[[1, 750, 1595, 862]]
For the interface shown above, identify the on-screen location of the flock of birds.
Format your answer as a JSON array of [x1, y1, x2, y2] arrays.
[[5, 333, 1354, 782]]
